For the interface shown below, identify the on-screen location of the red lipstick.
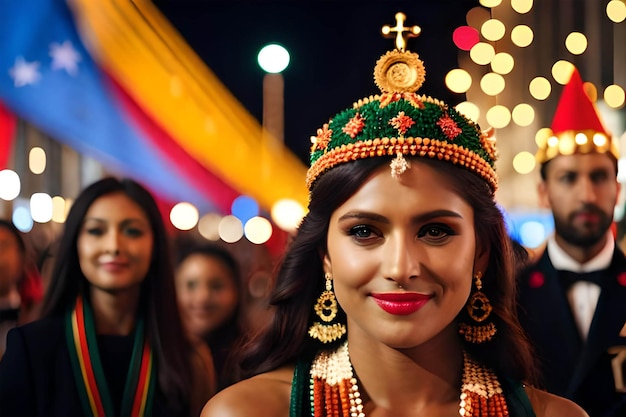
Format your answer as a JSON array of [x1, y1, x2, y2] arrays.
[[371, 292, 432, 315]]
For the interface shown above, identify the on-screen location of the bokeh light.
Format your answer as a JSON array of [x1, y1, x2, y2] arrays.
[[565, 32, 587, 55], [491, 52, 514, 75], [244, 216, 273, 244], [470, 42, 496, 65], [529, 76, 551, 100], [511, 25, 534, 47], [0, 169, 21, 201], [29, 147, 46, 174], [218, 215, 244, 243], [466, 6, 491, 29], [12, 205, 32, 233], [486, 105, 511, 129], [512, 151, 536, 174], [453, 26, 480, 51], [446, 69, 472, 93], [535, 127, 553, 148], [170, 202, 199, 230], [479, 0, 502, 7], [258, 44, 290, 74], [551, 60, 575, 85], [579, 84, 596, 105], [51, 196, 67, 223], [511, 0, 533, 14], [198, 213, 222, 241], [481, 19, 506, 42], [455, 101, 480, 122], [604, 85, 625, 108], [607, 0, 626, 23], [512, 103, 535, 126], [480, 73, 505, 96], [519, 221, 546, 248], [30, 193, 53, 223], [231, 195, 259, 223], [271, 198, 306, 232]]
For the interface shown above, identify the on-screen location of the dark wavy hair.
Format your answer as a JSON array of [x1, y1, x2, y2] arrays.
[[40, 177, 194, 414], [237, 157, 537, 384]]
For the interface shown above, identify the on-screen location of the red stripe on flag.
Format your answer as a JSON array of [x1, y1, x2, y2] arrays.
[[104, 73, 239, 214], [0, 100, 17, 170]]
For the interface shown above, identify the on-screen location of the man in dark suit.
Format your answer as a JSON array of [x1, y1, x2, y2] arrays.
[[517, 68, 626, 417]]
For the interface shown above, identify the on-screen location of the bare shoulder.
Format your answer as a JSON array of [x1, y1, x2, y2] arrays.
[[526, 387, 589, 417], [201, 365, 295, 417]]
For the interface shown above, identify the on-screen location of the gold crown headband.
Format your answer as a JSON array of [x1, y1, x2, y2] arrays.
[[306, 13, 498, 194]]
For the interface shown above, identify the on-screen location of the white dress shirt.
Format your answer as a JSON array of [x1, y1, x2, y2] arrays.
[[546, 232, 614, 341]]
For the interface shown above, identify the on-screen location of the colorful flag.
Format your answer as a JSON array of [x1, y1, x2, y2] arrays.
[[0, 0, 226, 212]]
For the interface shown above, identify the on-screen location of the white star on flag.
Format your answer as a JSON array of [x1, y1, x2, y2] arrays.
[[50, 40, 81, 76], [9, 57, 41, 87]]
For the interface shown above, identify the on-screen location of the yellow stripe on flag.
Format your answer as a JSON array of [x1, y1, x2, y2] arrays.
[[68, 0, 308, 212]]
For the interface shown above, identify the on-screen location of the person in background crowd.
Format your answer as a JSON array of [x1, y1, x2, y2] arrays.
[[175, 243, 245, 390], [516, 68, 626, 417], [0, 177, 216, 416], [0, 219, 43, 359], [202, 13, 586, 417]]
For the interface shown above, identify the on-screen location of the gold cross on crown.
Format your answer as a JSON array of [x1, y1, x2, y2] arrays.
[[381, 12, 421, 51]]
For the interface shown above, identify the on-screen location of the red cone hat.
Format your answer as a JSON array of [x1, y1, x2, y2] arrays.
[[536, 67, 618, 164], [550, 68, 607, 134]]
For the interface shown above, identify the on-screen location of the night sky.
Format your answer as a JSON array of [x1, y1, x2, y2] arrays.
[[155, 0, 480, 164]]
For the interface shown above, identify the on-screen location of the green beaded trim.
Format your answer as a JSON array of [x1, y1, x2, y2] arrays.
[[308, 93, 498, 192]]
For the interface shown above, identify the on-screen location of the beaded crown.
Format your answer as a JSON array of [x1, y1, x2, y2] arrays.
[[306, 13, 498, 193], [535, 67, 619, 164]]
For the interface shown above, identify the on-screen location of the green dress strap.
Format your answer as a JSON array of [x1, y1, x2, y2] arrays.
[[290, 359, 312, 417], [502, 377, 537, 417]]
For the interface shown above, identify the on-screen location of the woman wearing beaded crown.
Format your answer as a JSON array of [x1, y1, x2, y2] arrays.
[[202, 13, 587, 417]]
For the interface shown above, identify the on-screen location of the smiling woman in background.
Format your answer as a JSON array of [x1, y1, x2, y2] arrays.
[[0, 177, 215, 416], [175, 243, 245, 391]]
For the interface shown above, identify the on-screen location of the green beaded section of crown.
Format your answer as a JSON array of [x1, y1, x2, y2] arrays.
[[307, 93, 498, 192]]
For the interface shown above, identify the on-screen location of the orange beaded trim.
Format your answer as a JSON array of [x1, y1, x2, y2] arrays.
[[306, 136, 498, 193], [460, 352, 510, 417], [310, 343, 364, 417], [310, 342, 510, 417]]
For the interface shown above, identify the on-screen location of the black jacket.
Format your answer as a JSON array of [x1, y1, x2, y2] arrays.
[[517, 247, 626, 417], [0, 317, 180, 417]]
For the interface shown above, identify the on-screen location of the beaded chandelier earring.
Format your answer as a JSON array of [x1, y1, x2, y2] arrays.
[[308, 273, 347, 344], [459, 272, 497, 343]]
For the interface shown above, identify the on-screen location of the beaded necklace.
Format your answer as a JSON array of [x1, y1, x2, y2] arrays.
[[309, 342, 510, 417]]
